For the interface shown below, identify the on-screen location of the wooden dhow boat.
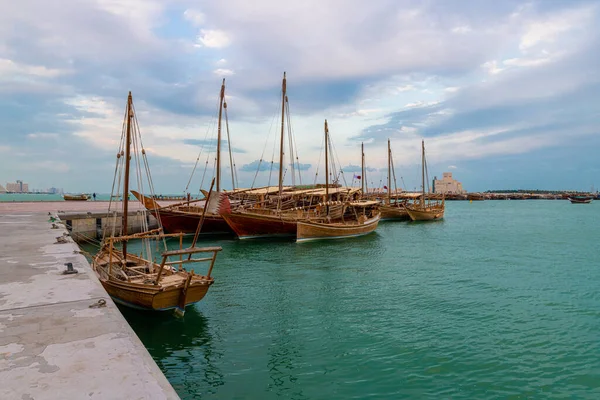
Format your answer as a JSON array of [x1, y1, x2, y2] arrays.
[[221, 72, 320, 239], [63, 193, 89, 201], [92, 92, 222, 316], [379, 139, 410, 221], [568, 196, 593, 204], [405, 140, 445, 221], [296, 120, 380, 242]]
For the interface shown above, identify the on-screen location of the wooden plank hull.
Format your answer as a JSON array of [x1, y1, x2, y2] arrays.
[[405, 205, 444, 221], [296, 215, 380, 242], [64, 194, 88, 201], [100, 279, 212, 311], [221, 212, 297, 239], [379, 204, 410, 221], [568, 197, 593, 204], [149, 209, 233, 234], [93, 250, 215, 312]]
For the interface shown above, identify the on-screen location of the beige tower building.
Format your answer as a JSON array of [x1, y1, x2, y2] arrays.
[[433, 172, 465, 194]]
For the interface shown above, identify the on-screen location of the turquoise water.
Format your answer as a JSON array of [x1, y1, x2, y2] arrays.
[[113, 201, 600, 399], [0, 193, 109, 202], [0, 193, 193, 202]]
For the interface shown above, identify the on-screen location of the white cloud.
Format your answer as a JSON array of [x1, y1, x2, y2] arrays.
[[404, 101, 439, 108], [482, 60, 503, 75], [214, 68, 234, 76], [216, 58, 227, 65], [451, 25, 471, 34], [27, 133, 59, 139], [338, 108, 382, 118], [503, 53, 558, 68], [396, 84, 415, 92], [196, 29, 231, 48], [519, 6, 594, 52], [183, 9, 205, 26], [447, 165, 457, 169], [444, 86, 460, 93], [0, 58, 69, 78]]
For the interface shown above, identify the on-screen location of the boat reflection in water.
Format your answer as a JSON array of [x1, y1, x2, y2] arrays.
[[119, 304, 224, 395]]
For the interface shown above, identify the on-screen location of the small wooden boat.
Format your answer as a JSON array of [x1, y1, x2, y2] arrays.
[[380, 204, 409, 220], [297, 201, 380, 242], [467, 193, 485, 201], [296, 120, 380, 242], [64, 193, 89, 201], [404, 140, 445, 221], [568, 196, 593, 204], [94, 233, 220, 312], [93, 92, 222, 315], [379, 139, 410, 221]]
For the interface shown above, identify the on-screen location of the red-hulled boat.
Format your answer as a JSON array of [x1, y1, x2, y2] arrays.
[[131, 190, 233, 234], [220, 210, 297, 239]]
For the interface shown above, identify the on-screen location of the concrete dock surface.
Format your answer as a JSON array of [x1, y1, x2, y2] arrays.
[[0, 212, 179, 399]]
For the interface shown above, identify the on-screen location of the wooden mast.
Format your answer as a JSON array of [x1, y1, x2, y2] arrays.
[[361, 142, 365, 194], [324, 119, 329, 216], [224, 101, 235, 191], [278, 72, 287, 205], [387, 139, 391, 205], [421, 140, 425, 207], [122, 92, 133, 259], [216, 78, 225, 192]]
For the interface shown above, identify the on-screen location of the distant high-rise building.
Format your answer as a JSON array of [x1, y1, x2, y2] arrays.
[[6, 180, 30, 193], [433, 172, 465, 194]]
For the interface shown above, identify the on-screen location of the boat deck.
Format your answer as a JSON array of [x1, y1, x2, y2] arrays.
[[0, 212, 178, 399]]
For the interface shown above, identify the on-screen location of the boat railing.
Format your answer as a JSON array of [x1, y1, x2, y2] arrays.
[[156, 246, 222, 284]]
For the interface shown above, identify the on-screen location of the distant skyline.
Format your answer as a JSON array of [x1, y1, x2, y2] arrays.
[[1, 0, 599, 193]]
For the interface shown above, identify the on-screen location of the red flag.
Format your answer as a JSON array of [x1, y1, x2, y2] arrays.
[[384, 185, 388, 190]]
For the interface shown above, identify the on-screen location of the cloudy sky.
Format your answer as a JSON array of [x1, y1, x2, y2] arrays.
[[1, 0, 599, 193]]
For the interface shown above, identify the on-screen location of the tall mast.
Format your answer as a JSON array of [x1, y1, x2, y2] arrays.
[[361, 142, 365, 194], [122, 92, 133, 259], [421, 140, 425, 206], [387, 139, 391, 205], [225, 101, 235, 192], [324, 119, 329, 215], [216, 78, 225, 192], [278, 72, 287, 201]]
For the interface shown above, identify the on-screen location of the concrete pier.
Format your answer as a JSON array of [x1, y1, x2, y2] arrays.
[[0, 212, 179, 399]]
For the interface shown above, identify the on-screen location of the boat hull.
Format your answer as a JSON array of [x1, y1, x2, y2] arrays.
[[221, 212, 297, 239], [64, 194, 88, 201], [379, 204, 410, 221], [568, 197, 593, 204], [405, 206, 444, 221], [100, 278, 212, 311], [296, 215, 380, 242], [150, 209, 233, 234]]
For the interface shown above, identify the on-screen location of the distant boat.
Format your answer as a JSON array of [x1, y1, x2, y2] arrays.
[[63, 194, 89, 201], [568, 196, 593, 204], [467, 193, 485, 201], [404, 140, 445, 221], [379, 139, 410, 221]]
